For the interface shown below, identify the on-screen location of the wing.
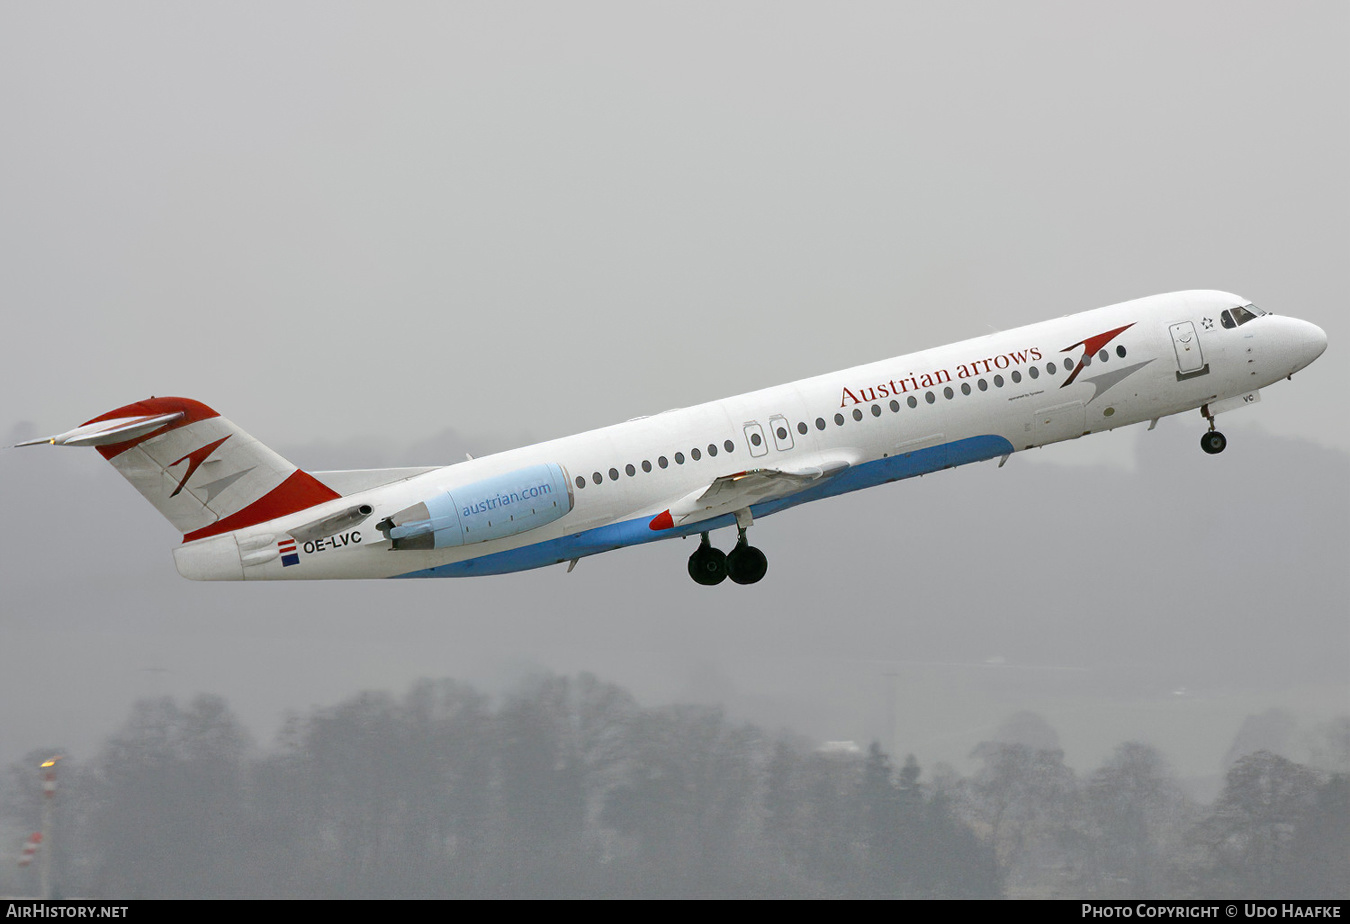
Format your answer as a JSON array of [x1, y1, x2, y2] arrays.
[[649, 455, 853, 531]]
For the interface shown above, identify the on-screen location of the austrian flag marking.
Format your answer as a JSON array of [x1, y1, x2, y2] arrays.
[[279, 538, 299, 567]]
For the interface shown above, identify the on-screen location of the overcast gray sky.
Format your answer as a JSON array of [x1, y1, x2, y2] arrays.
[[2, 2, 1346, 782]]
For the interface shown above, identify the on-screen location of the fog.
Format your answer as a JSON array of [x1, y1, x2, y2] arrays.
[[1, 1, 1345, 898]]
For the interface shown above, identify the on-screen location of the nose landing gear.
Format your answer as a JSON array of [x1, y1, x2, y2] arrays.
[[1199, 405, 1227, 455]]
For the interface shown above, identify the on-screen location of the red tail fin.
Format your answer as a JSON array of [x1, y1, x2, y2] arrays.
[[57, 397, 339, 540]]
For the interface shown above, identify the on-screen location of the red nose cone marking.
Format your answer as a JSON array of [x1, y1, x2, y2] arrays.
[[649, 509, 674, 531]]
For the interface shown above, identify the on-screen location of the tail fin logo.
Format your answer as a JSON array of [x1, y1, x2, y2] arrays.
[[168, 435, 231, 498]]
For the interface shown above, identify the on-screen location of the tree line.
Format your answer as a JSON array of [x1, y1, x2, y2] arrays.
[[2, 675, 1345, 899]]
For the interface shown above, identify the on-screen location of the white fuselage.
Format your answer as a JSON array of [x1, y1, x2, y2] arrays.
[[172, 290, 1326, 581]]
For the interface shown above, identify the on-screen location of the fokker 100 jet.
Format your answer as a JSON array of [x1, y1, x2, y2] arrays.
[[18, 291, 1327, 585]]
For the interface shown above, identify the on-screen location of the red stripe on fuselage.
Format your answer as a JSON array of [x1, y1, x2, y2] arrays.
[[182, 470, 341, 543]]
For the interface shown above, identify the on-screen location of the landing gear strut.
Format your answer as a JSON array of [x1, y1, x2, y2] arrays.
[[1199, 406, 1227, 455], [686, 527, 768, 586]]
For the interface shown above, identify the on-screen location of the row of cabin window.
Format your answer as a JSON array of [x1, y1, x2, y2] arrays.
[[575, 439, 738, 488], [818, 347, 1129, 426], [574, 346, 1127, 488]]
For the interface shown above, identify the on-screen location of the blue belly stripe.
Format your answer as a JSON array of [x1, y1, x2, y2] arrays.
[[391, 434, 1013, 579]]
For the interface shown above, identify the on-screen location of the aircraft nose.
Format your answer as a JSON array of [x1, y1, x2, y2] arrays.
[[1290, 318, 1327, 373]]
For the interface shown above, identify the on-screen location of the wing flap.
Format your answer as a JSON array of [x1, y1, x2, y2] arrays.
[[652, 456, 853, 530]]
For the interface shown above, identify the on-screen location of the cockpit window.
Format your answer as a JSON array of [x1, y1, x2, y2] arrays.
[[1244, 303, 1267, 316], [1221, 306, 1260, 329]]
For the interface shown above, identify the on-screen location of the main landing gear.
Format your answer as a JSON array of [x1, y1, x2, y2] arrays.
[[687, 528, 768, 586], [1199, 405, 1227, 455], [688, 533, 727, 585]]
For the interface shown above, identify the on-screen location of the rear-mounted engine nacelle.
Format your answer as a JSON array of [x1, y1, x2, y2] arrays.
[[376, 463, 573, 550]]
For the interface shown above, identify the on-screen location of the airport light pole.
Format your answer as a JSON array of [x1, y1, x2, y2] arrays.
[[39, 756, 62, 900]]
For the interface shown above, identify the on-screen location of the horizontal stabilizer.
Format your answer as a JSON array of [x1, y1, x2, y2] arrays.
[[16, 412, 184, 448]]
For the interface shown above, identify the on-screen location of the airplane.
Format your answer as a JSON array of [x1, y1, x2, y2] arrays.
[[15, 290, 1326, 585]]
